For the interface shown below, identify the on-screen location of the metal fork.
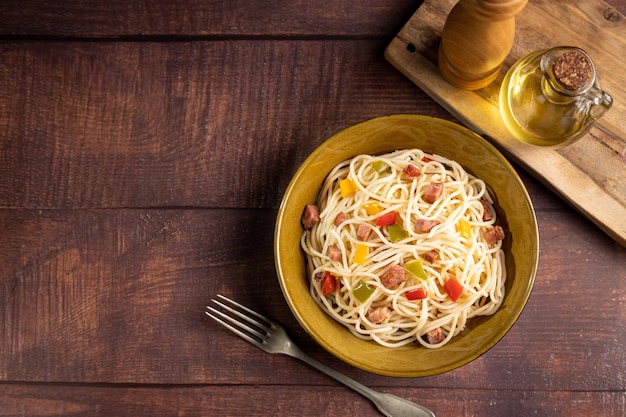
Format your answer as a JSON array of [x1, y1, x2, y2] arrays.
[[205, 294, 435, 417]]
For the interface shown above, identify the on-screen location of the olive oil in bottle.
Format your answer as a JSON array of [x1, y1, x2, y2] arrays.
[[499, 47, 612, 147]]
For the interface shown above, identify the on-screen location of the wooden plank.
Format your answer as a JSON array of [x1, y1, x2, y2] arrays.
[[0, 384, 624, 417], [0, 0, 421, 37], [0, 40, 446, 210], [385, 0, 626, 247], [1, 208, 624, 388], [0, 208, 276, 384], [0, 39, 561, 210]]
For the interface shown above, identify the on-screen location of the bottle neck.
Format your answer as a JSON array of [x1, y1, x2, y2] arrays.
[[541, 47, 596, 97], [541, 78, 576, 105]]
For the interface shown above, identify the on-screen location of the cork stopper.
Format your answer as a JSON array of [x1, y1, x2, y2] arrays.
[[553, 50, 593, 90]]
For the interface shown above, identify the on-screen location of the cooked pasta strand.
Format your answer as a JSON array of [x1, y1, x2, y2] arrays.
[[302, 149, 506, 348]]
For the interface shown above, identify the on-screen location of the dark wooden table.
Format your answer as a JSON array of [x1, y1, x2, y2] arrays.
[[1, 1, 624, 416]]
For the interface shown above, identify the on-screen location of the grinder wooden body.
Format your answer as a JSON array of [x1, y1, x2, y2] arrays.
[[438, 0, 528, 90]]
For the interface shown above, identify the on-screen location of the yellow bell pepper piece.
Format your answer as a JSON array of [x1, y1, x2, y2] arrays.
[[362, 201, 381, 215], [353, 243, 368, 265], [339, 178, 357, 198], [457, 219, 471, 239]]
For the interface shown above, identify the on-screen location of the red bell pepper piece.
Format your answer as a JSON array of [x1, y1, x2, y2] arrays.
[[405, 288, 426, 300], [321, 271, 337, 295], [444, 277, 464, 302], [375, 211, 397, 227]]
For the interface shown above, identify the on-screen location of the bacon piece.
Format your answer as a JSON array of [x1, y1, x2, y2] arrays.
[[367, 305, 390, 324], [326, 245, 342, 261], [423, 182, 443, 204], [415, 219, 440, 233], [426, 327, 445, 344], [382, 265, 406, 289], [302, 204, 320, 229], [485, 225, 505, 245], [423, 249, 439, 263], [481, 199, 495, 221], [334, 211, 347, 226], [356, 224, 371, 241], [403, 163, 421, 178]]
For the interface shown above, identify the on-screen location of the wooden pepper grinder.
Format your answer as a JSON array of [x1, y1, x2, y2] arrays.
[[438, 0, 528, 90]]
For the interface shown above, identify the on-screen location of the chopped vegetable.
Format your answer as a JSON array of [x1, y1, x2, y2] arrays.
[[405, 288, 427, 300], [353, 281, 375, 302], [339, 178, 357, 198], [321, 272, 337, 295], [375, 211, 397, 227], [371, 160, 391, 175], [444, 277, 464, 302], [457, 219, 471, 239], [388, 224, 408, 242], [404, 260, 428, 280], [353, 243, 368, 265], [362, 201, 381, 215]]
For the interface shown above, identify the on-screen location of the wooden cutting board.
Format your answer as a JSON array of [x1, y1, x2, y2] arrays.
[[385, 0, 626, 247]]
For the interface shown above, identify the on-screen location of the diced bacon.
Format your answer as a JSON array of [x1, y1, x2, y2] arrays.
[[403, 163, 421, 178], [426, 327, 445, 344], [334, 211, 347, 226], [356, 224, 371, 241], [382, 265, 406, 289], [485, 225, 505, 245], [423, 182, 443, 204], [481, 199, 495, 221], [326, 245, 342, 261], [302, 204, 320, 229], [415, 219, 440, 233], [423, 249, 439, 263], [367, 305, 390, 324]]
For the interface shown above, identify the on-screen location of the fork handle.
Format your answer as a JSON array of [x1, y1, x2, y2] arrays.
[[285, 344, 435, 417]]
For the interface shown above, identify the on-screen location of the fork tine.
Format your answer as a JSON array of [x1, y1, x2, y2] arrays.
[[206, 294, 274, 348], [205, 305, 265, 347], [215, 294, 276, 329], [208, 300, 269, 338]]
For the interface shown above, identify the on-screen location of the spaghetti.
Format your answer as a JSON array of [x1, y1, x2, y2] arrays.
[[300, 149, 506, 348]]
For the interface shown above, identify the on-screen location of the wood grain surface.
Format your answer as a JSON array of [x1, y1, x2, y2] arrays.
[[1, 1, 625, 416]]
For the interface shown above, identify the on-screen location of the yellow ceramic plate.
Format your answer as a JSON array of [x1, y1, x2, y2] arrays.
[[274, 115, 539, 377]]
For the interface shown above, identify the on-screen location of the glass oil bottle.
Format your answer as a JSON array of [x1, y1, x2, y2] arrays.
[[499, 46, 613, 147]]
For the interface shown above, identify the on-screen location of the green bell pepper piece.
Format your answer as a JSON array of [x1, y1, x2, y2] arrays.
[[371, 160, 391, 175], [404, 260, 428, 281], [353, 281, 375, 302], [388, 224, 408, 242]]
